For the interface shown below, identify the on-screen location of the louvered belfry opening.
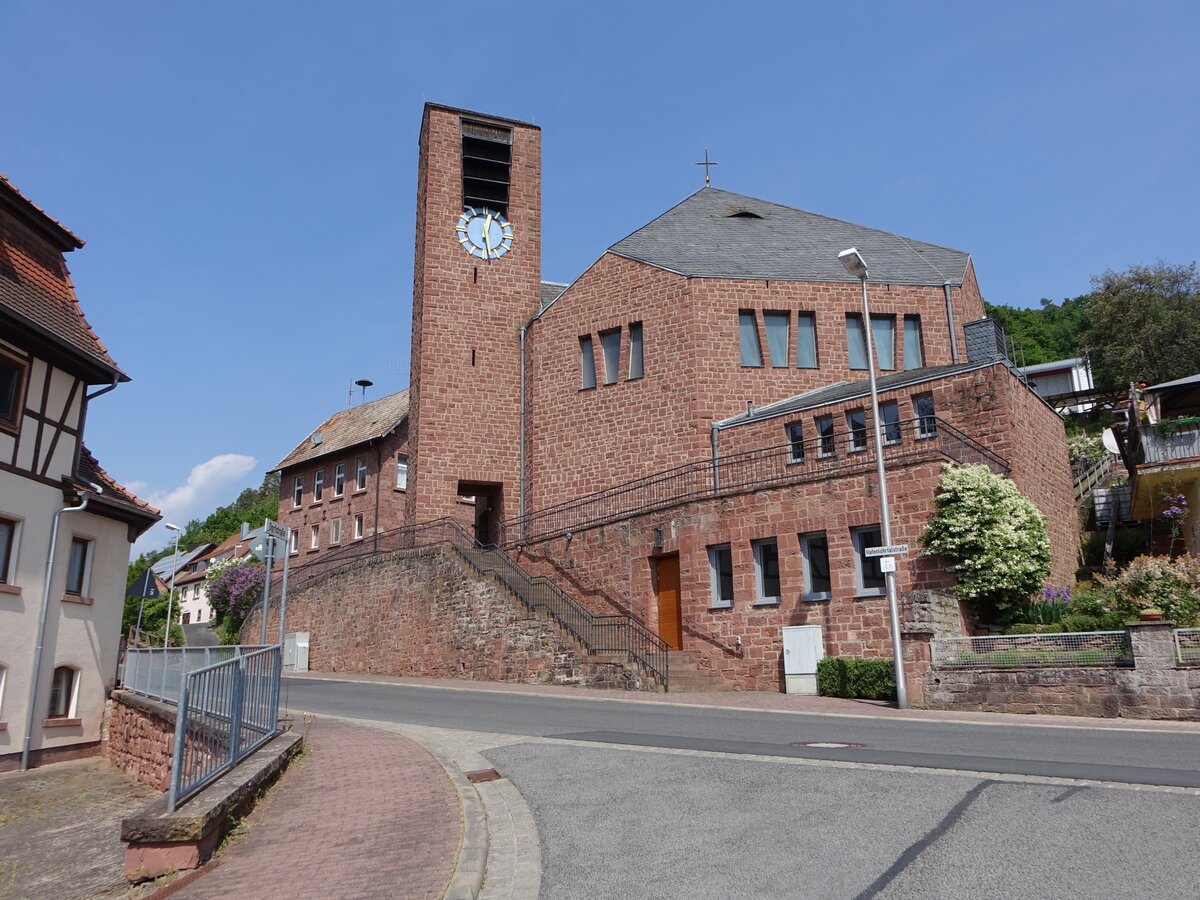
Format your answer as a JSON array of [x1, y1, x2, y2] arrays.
[[462, 120, 512, 216]]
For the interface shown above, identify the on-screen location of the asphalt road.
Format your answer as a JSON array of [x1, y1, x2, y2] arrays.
[[281, 677, 1200, 787]]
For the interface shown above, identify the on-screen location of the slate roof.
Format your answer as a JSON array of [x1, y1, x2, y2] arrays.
[[273, 389, 410, 471], [609, 187, 971, 287], [0, 174, 126, 380], [540, 281, 568, 309]]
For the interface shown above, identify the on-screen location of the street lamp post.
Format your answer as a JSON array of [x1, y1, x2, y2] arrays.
[[163, 523, 182, 649], [837, 247, 909, 709]]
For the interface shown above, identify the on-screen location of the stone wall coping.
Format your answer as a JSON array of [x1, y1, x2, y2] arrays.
[[121, 731, 302, 844], [111, 690, 178, 724]]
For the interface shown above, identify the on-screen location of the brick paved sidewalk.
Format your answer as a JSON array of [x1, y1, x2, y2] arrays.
[[167, 716, 461, 900]]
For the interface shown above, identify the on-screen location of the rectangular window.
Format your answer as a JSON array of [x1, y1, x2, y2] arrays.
[[914, 393, 937, 438], [852, 526, 886, 596], [847, 409, 868, 451], [881, 401, 902, 444], [48, 666, 76, 718], [871, 315, 896, 370], [600, 328, 621, 385], [0, 353, 27, 433], [707, 544, 734, 609], [846, 315, 868, 369], [396, 454, 408, 489], [313, 471, 324, 502], [739, 311, 763, 367], [752, 539, 781, 605], [786, 423, 805, 463], [354, 514, 364, 540], [289, 529, 299, 554], [796, 313, 817, 368], [293, 476, 303, 508], [330, 519, 341, 544], [763, 311, 790, 368], [580, 336, 597, 389], [628, 322, 644, 379], [0, 517, 15, 583], [356, 457, 367, 491], [817, 415, 836, 457], [800, 532, 832, 601], [334, 464, 345, 496], [904, 316, 924, 369], [310, 524, 319, 549], [65, 538, 89, 595]]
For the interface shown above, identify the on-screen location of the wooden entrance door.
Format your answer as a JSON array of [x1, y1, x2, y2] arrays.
[[655, 554, 682, 650]]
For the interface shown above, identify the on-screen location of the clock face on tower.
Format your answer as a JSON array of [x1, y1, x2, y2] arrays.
[[456, 207, 514, 260]]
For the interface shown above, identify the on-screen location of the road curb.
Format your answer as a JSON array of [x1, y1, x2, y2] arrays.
[[421, 742, 489, 900]]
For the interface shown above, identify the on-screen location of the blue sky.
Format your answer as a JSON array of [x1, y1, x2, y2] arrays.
[[4, 1, 1196, 555]]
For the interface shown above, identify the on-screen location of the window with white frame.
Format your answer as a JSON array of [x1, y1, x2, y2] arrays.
[[310, 524, 319, 549], [330, 518, 341, 544], [356, 457, 367, 491], [847, 409, 868, 451], [786, 423, 805, 463], [816, 415, 836, 457], [752, 538, 781, 605], [65, 537, 90, 596], [800, 532, 832, 601], [599, 328, 621, 385], [289, 529, 299, 554], [914, 393, 937, 438], [353, 514, 364, 540], [0, 665, 6, 721], [293, 476, 304, 507], [313, 471, 324, 502], [0, 516, 17, 584], [796, 312, 818, 368], [334, 463, 345, 496], [880, 400, 902, 444], [48, 666, 77, 718], [579, 335, 597, 389], [763, 311, 790, 368], [628, 322, 644, 379], [738, 311, 763, 367], [852, 525, 886, 596], [396, 454, 408, 489], [707, 544, 734, 609], [903, 316, 924, 369]]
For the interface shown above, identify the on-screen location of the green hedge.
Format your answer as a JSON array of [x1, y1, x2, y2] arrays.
[[816, 657, 897, 701]]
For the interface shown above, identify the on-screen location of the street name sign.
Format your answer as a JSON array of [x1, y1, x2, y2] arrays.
[[864, 544, 909, 557]]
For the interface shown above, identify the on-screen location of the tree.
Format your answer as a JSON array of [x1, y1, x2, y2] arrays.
[[984, 296, 1089, 366], [920, 464, 1052, 617], [206, 561, 265, 643], [1079, 261, 1200, 388]]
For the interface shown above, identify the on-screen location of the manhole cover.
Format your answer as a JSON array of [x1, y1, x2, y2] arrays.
[[791, 741, 864, 749], [466, 768, 503, 783]]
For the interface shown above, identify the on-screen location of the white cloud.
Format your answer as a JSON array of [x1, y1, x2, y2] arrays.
[[132, 454, 258, 556]]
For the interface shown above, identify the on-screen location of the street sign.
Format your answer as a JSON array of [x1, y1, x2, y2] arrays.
[[264, 518, 289, 541], [864, 544, 908, 557], [879, 556, 897, 573]]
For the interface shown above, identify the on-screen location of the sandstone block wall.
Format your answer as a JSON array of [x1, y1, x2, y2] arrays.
[[104, 692, 174, 791]]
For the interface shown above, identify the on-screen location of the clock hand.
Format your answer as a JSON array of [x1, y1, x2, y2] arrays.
[[482, 213, 493, 258]]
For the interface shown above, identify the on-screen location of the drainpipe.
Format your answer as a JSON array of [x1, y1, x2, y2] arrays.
[[519, 324, 528, 543], [944, 282, 959, 363], [22, 480, 102, 771]]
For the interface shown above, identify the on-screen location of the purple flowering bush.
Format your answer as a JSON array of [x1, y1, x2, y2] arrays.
[[207, 564, 265, 628]]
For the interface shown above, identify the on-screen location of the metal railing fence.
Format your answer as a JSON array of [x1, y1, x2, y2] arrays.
[[168, 645, 282, 811], [931, 632, 1133, 669], [123, 646, 266, 704], [503, 417, 1009, 545], [1175, 628, 1200, 665]]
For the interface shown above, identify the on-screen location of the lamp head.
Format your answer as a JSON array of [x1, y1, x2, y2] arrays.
[[838, 247, 868, 281], [165, 523, 181, 532]]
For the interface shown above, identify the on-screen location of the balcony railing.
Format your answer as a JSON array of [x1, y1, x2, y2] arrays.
[[1132, 422, 1200, 466], [504, 417, 1008, 546]]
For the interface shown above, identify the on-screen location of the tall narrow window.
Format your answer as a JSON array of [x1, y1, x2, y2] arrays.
[[48, 666, 76, 718], [0, 354, 26, 433], [786, 423, 805, 463], [289, 530, 299, 554], [846, 315, 868, 369], [579, 336, 597, 389], [313, 471, 324, 502], [852, 526, 886, 595], [334, 464, 345, 496], [800, 532, 832, 601], [628, 322, 644, 379], [600, 329, 621, 385], [872, 316, 896, 370], [847, 409, 868, 451], [763, 312, 790, 368], [914, 393, 937, 438], [880, 401, 902, 444], [396, 454, 408, 489], [356, 457, 367, 491], [904, 316, 924, 369], [330, 519, 341, 544], [310, 524, 319, 550], [65, 538, 89, 596], [739, 311, 763, 367], [293, 476, 304, 508], [707, 544, 734, 609], [796, 313, 817, 368], [817, 415, 836, 457], [353, 514, 364, 540], [752, 539, 781, 605], [0, 517, 15, 583]]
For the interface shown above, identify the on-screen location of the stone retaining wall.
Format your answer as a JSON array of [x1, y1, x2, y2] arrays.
[[103, 691, 175, 791]]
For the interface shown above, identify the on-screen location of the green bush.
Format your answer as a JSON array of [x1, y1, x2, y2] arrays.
[[816, 657, 896, 701], [1039, 622, 1066, 633], [1006, 623, 1037, 635], [1061, 612, 1100, 632]]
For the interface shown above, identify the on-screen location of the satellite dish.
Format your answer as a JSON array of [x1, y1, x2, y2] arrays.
[[1101, 428, 1121, 454], [310, 431, 324, 446]]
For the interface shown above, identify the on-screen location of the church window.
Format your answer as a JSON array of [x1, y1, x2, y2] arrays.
[[628, 322, 644, 379], [579, 336, 597, 390], [786, 423, 805, 463], [738, 311, 763, 367], [914, 394, 937, 438], [846, 315, 868, 369], [461, 121, 512, 216], [796, 313, 818, 368], [800, 532, 832, 601], [0, 352, 26, 433], [816, 416, 836, 457], [847, 409, 868, 451], [762, 312, 790, 367], [904, 316, 924, 369], [872, 316, 896, 370], [600, 329, 621, 385], [707, 544, 734, 609], [881, 401, 902, 444], [752, 538, 781, 605], [852, 526, 886, 596]]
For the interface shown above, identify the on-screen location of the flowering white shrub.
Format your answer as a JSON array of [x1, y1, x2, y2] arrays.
[[920, 463, 1052, 614]]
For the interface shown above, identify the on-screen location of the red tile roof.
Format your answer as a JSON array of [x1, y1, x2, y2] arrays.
[[77, 445, 159, 518]]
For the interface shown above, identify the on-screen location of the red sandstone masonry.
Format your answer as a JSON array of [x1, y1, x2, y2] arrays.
[[103, 693, 174, 792]]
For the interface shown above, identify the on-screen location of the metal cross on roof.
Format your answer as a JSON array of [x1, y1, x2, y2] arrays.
[[695, 148, 718, 185]]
